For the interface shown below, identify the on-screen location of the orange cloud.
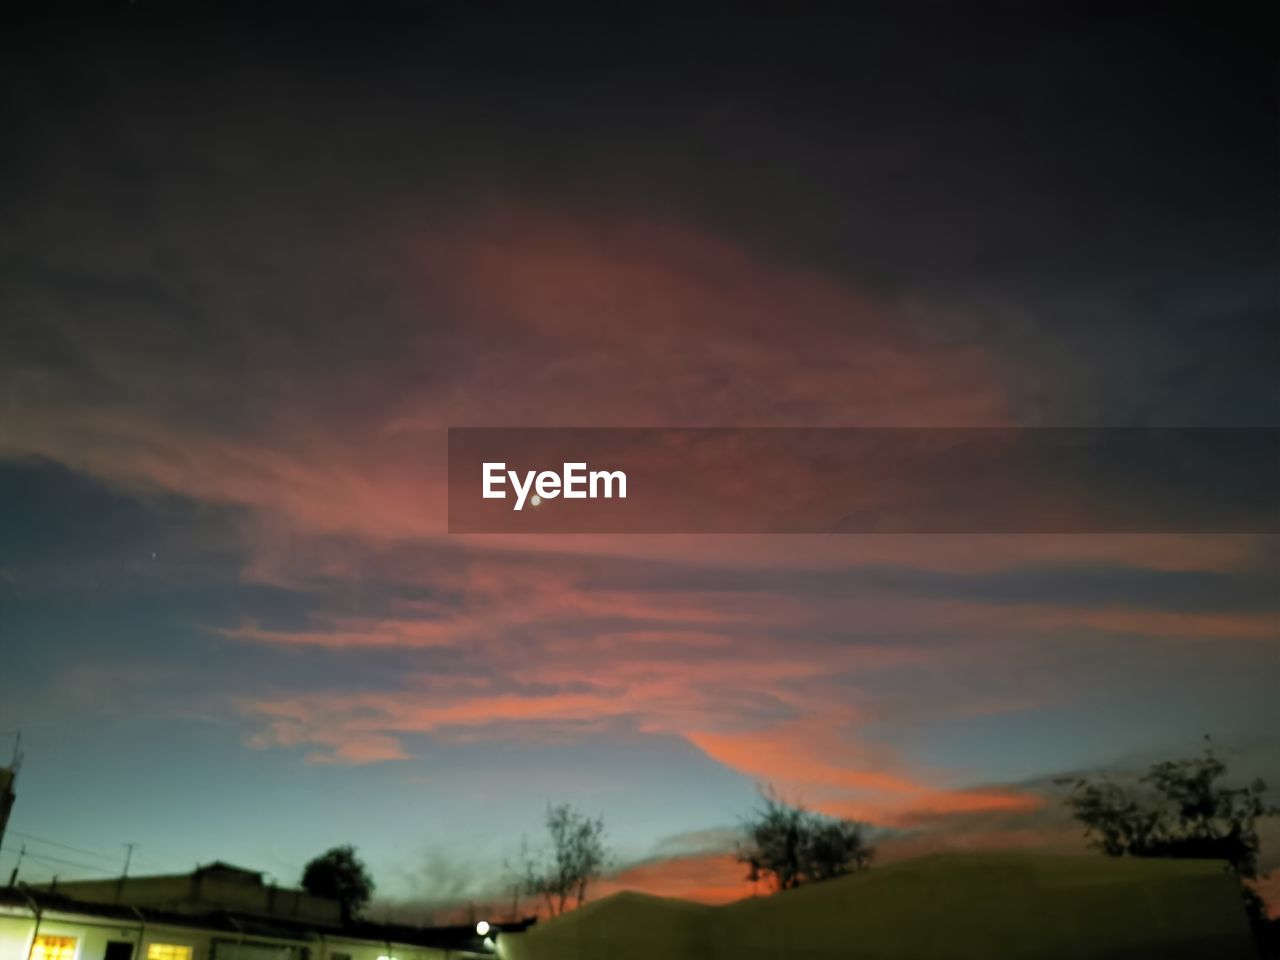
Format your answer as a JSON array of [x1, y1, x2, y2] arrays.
[[598, 798, 1071, 906], [1249, 872, 1280, 920], [8, 209, 1271, 872], [599, 853, 755, 905], [686, 722, 1043, 825], [1, 211, 1017, 548]]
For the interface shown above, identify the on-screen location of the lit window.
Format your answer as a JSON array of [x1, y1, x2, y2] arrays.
[[32, 937, 78, 960], [146, 946, 193, 960]]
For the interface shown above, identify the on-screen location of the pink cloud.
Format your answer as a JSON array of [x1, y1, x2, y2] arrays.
[[6, 209, 1273, 895], [2, 211, 1011, 544]]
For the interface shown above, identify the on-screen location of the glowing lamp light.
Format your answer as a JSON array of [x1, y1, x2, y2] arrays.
[[475, 920, 491, 936]]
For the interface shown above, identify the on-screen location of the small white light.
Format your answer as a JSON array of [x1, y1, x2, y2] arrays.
[[475, 920, 490, 936], [530, 495, 542, 506]]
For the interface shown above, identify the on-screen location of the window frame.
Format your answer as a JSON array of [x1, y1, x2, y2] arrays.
[[145, 943, 195, 960], [31, 934, 79, 960]]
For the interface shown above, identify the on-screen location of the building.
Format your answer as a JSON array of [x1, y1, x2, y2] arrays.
[[496, 852, 1257, 960], [1, 865, 531, 960], [37, 864, 341, 928]]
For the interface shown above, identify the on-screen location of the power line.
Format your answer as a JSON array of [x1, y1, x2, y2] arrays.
[[1, 846, 108, 873], [0, 845, 118, 876], [7, 831, 123, 864], [6, 830, 185, 874], [26, 854, 117, 877]]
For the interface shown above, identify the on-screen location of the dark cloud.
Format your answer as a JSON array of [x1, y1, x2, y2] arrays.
[[2, 2, 1275, 429]]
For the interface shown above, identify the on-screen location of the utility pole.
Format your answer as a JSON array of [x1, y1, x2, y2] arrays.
[[115, 843, 137, 904], [0, 729, 20, 854], [7, 844, 24, 887]]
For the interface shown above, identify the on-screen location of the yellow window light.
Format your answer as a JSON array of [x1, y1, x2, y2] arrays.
[[32, 937, 78, 960]]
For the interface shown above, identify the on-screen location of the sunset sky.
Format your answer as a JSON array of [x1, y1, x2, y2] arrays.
[[1, 2, 1277, 915]]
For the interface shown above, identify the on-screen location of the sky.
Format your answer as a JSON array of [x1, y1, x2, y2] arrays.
[[1, 1, 1277, 918]]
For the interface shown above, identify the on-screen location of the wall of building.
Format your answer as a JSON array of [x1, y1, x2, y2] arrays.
[[496, 852, 1257, 960], [0, 906, 454, 960], [1, 905, 146, 960]]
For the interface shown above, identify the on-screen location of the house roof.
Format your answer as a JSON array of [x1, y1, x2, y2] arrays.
[[0, 885, 535, 953]]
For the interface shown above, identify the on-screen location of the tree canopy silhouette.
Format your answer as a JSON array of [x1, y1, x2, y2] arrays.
[[513, 803, 609, 916], [301, 845, 375, 924], [1059, 739, 1278, 936], [737, 786, 874, 891]]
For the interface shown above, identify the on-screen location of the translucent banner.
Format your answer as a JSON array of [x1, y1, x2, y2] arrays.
[[447, 428, 1279, 534]]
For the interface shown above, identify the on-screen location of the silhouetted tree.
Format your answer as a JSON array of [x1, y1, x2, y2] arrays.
[[502, 834, 538, 921], [738, 786, 873, 891], [301, 845, 375, 924], [1060, 739, 1278, 940], [515, 804, 609, 916]]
